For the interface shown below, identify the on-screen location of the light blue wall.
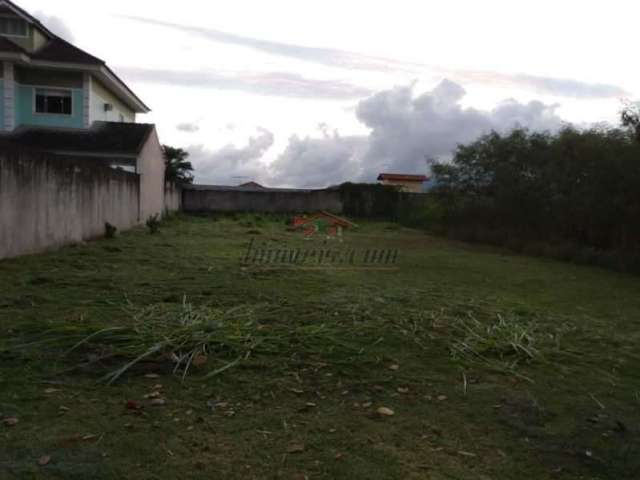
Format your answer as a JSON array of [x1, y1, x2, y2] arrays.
[[0, 80, 4, 131], [15, 85, 84, 129]]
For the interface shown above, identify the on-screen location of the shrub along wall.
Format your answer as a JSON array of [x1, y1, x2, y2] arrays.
[[337, 183, 433, 225], [426, 127, 640, 273], [338, 183, 401, 218], [0, 143, 141, 259]]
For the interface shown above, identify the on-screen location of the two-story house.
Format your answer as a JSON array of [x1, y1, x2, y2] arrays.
[[0, 0, 165, 220]]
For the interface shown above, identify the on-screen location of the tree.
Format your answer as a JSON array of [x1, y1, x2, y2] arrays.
[[163, 145, 194, 184], [621, 102, 640, 142], [430, 126, 640, 253]]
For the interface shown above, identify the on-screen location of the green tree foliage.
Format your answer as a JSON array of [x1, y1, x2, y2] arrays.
[[431, 126, 640, 260], [163, 145, 194, 184], [339, 183, 401, 218], [622, 103, 640, 142]]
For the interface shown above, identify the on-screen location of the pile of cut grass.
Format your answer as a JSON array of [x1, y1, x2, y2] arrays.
[[3, 299, 390, 384], [449, 313, 575, 381], [2, 293, 613, 389]]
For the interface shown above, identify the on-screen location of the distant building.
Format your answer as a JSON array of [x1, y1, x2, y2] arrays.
[[239, 181, 265, 189], [377, 173, 429, 193]]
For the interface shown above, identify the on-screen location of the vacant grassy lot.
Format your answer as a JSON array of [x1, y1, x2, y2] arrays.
[[1, 214, 640, 480]]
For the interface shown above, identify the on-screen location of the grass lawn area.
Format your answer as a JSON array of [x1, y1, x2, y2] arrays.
[[1, 214, 640, 479]]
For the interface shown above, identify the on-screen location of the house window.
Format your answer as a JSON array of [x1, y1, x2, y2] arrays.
[[35, 89, 72, 115], [0, 16, 27, 37]]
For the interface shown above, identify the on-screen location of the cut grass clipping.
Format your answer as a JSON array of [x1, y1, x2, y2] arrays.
[[4, 301, 589, 386], [449, 313, 573, 382], [6, 300, 384, 384]]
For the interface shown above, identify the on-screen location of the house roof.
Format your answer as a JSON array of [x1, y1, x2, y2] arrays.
[[0, 0, 149, 113], [0, 35, 25, 53], [31, 37, 105, 65], [0, 0, 56, 38], [1, 122, 156, 157], [239, 181, 265, 189], [377, 173, 429, 182]]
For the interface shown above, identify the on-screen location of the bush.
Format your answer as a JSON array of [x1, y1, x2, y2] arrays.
[[338, 183, 401, 219], [146, 214, 161, 234], [397, 195, 445, 229], [105, 222, 118, 239], [428, 126, 640, 273], [574, 247, 600, 266]]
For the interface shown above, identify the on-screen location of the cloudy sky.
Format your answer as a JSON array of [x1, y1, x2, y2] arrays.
[[22, 0, 639, 187]]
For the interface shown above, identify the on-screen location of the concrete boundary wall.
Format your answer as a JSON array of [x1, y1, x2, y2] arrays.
[[0, 145, 140, 259], [183, 186, 343, 214], [164, 182, 182, 214]]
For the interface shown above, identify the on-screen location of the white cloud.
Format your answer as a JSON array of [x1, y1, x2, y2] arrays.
[[122, 15, 628, 100], [34, 11, 75, 42], [119, 67, 372, 100], [353, 80, 564, 179], [188, 128, 275, 185], [447, 70, 628, 100], [119, 15, 395, 72], [176, 122, 200, 133], [268, 132, 367, 188], [264, 80, 564, 188], [28, 3, 627, 190]]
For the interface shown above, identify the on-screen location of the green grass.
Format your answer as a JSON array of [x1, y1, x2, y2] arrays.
[[1, 214, 640, 479]]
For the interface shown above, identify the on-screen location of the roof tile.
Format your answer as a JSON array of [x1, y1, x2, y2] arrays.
[[31, 37, 104, 65], [378, 173, 429, 182], [0, 35, 25, 53], [2, 122, 155, 156]]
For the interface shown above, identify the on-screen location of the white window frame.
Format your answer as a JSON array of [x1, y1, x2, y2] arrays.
[[33, 87, 74, 117], [0, 14, 29, 38]]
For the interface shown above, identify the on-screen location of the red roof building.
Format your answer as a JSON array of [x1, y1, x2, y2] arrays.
[[377, 173, 429, 193]]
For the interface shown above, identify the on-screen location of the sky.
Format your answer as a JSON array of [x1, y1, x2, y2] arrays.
[[21, 0, 640, 187]]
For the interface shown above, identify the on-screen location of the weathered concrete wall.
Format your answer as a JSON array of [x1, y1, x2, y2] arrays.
[[137, 127, 166, 221], [0, 145, 140, 260], [164, 182, 182, 214], [183, 187, 343, 214]]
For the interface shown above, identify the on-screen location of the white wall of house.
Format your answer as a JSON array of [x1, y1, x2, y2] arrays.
[[379, 179, 425, 193], [137, 127, 166, 220], [89, 77, 136, 124], [32, 26, 47, 51]]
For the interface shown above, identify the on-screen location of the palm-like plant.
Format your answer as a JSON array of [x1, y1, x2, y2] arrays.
[[163, 145, 194, 184], [622, 103, 640, 142]]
